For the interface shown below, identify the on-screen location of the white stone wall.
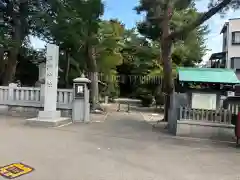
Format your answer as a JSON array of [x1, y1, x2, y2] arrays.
[[0, 85, 73, 109], [177, 120, 234, 142]]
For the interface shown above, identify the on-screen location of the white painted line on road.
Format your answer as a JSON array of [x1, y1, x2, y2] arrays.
[[55, 122, 73, 128]]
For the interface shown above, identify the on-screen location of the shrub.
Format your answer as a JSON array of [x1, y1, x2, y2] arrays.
[[136, 87, 153, 107], [155, 93, 165, 106]]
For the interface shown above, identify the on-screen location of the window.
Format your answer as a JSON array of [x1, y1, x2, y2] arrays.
[[231, 57, 240, 69], [232, 31, 240, 44]]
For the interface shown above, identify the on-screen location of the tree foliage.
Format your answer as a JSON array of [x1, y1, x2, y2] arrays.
[[34, 0, 125, 105], [135, 0, 239, 88], [1, 0, 236, 110], [135, 0, 238, 119], [0, 0, 43, 84]]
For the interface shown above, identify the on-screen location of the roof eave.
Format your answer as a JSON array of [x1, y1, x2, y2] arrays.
[[220, 22, 229, 34]]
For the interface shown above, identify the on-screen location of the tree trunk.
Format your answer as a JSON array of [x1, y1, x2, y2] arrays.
[[161, 40, 173, 122], [2, 2, 22, 85], [0, 48, 5, 84], [90, 71, 99, 109], [161, 7, 174, 122], [64, 50, 70, 88], [2, 48, 19, 85], [86, 45, 99, 110]]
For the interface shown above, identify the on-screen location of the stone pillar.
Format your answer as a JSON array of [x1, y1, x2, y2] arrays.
[[72, 74, 91, 123], [43, 44, 58, 111], [26, 44, 70, 127], [38, 62, 46, 104]]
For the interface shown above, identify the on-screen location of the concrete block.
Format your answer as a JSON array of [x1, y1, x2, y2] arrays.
[[38, 110, 61, 119], [177, 120, 234, 141], [26, 117, 71, 127]]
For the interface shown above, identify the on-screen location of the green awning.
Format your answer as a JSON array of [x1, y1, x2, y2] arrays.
[[177, 67, 240, 84]]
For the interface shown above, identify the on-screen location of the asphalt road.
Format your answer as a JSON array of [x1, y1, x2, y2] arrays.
[[0, 113, 239, 180]]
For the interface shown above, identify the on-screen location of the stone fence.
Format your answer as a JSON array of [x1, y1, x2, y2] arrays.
[[176, 107, 234, 141], [179, 107, 232, 124], [167, 93, 236, 141], [0, 85, 73, 117], [0, 85, 73, 109]]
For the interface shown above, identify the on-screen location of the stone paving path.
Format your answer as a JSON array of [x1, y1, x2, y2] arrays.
[[0, 113, 240, 180]]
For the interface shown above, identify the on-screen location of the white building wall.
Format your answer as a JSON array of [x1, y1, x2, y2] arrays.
[[222, 29, 228, 52], [222, 29, 228, 68], [226, 19, 240, 69]]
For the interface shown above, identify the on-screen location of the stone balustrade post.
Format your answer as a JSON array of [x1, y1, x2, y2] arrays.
[[8, 83, 17, 101]]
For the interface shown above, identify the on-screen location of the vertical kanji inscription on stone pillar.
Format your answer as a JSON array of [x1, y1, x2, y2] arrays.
[[44, 44, 59, 112]]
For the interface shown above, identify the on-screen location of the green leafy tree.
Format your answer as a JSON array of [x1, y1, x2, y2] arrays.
[[35, 0, 104, 109], [135, 0, 239, 121], [15, 45, 44, 85], [96, 20, 124, 98], [118, 25, 206, 105], [172, 26, 209, 66], [0, 0, 42, 84], [35, 0, 126, 108], [118, 29, 161, 99], [32, 0, 85, 87]]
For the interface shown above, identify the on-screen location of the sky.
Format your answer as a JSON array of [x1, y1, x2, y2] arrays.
[[30, 0, 240, 63]]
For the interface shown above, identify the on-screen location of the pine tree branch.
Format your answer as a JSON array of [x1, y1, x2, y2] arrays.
[[168, 0, 232, 40]]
